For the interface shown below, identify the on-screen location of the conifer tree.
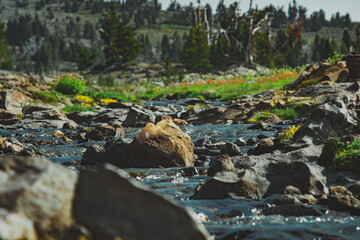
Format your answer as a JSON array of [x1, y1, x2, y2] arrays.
[[0, 22, 12, 69], [100, 7, 140, 67], [181, 25, 212, 72]]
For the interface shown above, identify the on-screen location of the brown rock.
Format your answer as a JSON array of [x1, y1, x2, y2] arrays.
[[265, 114, 281, 124], [207, 154, 236, 177], [329, 186, 352, 196], [124, 119, 194, 168]]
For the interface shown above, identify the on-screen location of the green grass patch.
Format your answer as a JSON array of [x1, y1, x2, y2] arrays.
[[33, 91, 58, 104], [62, 104, 97, 113]]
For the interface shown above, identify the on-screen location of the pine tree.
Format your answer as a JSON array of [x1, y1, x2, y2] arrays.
[[0, 22, 12, 69], [100, 7, 140, 67], [181, 25, 212, 72]]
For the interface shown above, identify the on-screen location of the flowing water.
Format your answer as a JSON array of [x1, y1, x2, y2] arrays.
[[1, 124, 360, 239]]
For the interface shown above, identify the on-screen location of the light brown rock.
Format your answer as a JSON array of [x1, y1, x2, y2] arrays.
[[124, 119, 194, 168]]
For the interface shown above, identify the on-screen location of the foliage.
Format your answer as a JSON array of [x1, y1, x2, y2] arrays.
[[33, 91, 58, 104], [181, 25, 212, 72], [334, 140, 360, 174], [55, 73, 86, 95], [62, 104, 97, 113], [138, 69, 301, 101], [327, 136, 360, 174], [100, 7, 140, 67], [325, 52, 344, 64], [277, 125, 302, 142], [0, 22, 12, 69]]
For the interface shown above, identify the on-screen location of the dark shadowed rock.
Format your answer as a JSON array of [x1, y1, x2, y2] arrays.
[[122, 107, 155, 127], [224, 142, 242, 156], [73, 164, 211, 240], [66, 111, 98, 123]]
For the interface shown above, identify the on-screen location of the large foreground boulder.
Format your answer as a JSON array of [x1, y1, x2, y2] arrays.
[[0, 156, 210, 239], [0, 156, 78, 240], [73, 164, 210, 240], [121, 119, 194, 168]]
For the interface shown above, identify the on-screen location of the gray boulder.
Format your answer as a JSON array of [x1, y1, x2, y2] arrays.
[[73, 164, 211, 240], [0, 156, 79, 240], [194, 161, 328, 199]]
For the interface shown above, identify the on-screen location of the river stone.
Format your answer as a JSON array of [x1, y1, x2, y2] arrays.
[[0, 156, 78, 239], [208, 154, 236, 177], [0, 90, 26, 114], [122, 107, 155, 127], [123, 119, 194, 168], [194, 161, 328, 199], [0, 209, 37, 240], [73, 164, 211, 240]]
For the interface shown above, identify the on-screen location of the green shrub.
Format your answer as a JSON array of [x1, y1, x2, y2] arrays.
[[55, 73, 86, 95]]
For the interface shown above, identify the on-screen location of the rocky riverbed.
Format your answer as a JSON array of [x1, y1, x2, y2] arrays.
[[1, 60, 360, 239]]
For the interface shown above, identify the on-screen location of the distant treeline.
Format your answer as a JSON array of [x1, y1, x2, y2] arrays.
[[0, 0, 359, 73]]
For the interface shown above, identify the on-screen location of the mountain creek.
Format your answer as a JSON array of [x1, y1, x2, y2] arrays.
[[1, 58, 360, 239]]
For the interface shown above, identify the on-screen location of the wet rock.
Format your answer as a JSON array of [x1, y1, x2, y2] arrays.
[[247, 138, 274, 155], [235, 137, 246, 146], [122, 107, 155, 127], [22, 102, 62, 115], [0, 156, 78, 239], [0, 109, 19, 125], [208, 154, 236, 177], [283, 185, 301, 195], [0, 90, 26, 114], [81, 144, 105, 166], [328, 196, 360, 215], [0, 209, 37, 240], [66, 111, 98, 123], [246, 137, 258, 146], [224, 142, 242, 156], [347, 182, 360, 199], [87, 109, 129, 126], [85, 125, 123, 141], [194, 137, 212, 147], [329, 186, 352, 196], [73, 164, 211, 240], [247, 122, 270, 130], [122, 120, 194, 168], [194, 161, 328, 199], [4, 142, 23, 153]]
